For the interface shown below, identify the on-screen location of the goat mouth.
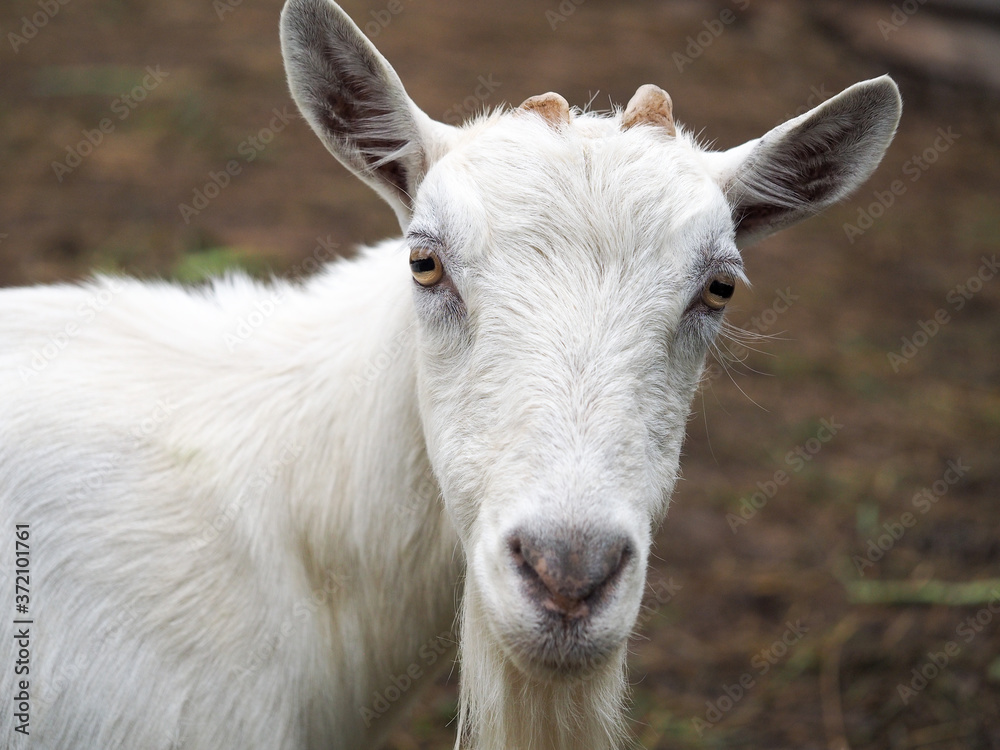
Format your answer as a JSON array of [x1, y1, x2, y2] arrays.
[[492, 607, 624, 679], [508, 624, 621, 680]]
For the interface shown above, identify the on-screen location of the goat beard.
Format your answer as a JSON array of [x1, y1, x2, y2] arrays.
[[454, 583, 629, 750]]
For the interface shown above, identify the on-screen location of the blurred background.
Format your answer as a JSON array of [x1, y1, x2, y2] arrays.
[[2, 0, 998, 747]]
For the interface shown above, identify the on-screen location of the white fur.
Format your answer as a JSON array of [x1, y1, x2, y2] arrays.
[[0, 2, 901, 748]]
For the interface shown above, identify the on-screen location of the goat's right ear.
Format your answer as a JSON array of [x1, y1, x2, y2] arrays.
[[280, 0, 452, 228]]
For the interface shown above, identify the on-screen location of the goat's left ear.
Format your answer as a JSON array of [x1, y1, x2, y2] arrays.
[[705, 76, 902, 248], [280, 0, 454, 228]]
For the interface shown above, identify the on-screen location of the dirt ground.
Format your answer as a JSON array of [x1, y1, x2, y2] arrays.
[[1, 0, 998, 748]]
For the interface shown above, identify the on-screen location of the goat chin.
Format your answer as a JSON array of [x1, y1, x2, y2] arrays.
[[456, 586, 630, 750]]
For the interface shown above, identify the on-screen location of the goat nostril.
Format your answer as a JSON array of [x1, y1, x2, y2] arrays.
[[508, 537, 526, 567], [610, 541, 632, 580]]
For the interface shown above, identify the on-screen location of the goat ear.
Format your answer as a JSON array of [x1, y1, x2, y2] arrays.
[[706, 76, 902, 248], [280, 0, 451, 227]]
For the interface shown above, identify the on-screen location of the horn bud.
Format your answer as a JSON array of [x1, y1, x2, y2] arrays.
[[518, 92, 571, 129], [622, 84, 676, 136]]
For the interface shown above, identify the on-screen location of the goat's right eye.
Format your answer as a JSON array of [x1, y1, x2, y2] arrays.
[[409, 248, 444, 287]]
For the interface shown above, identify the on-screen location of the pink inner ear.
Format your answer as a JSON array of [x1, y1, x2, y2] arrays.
[[621, 84, 676, 137], [517, 92, 572, 129]]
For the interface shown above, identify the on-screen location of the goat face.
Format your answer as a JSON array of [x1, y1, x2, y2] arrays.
[[281, 0, 900, 681], [406, 115, 739, 674]]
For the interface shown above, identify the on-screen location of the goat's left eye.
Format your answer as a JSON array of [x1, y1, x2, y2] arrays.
[[409, 248, 444, 287], [701, 276, 735, 310]]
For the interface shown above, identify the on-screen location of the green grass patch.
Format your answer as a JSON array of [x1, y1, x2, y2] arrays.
[[171, 246, 271, 284]]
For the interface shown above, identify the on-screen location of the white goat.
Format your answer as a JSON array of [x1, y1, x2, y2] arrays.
[[0, 1, 901, 748]]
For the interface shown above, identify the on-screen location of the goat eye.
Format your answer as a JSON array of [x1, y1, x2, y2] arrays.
[[409, 248, 444, 287], [701, 276, 735, 310]]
